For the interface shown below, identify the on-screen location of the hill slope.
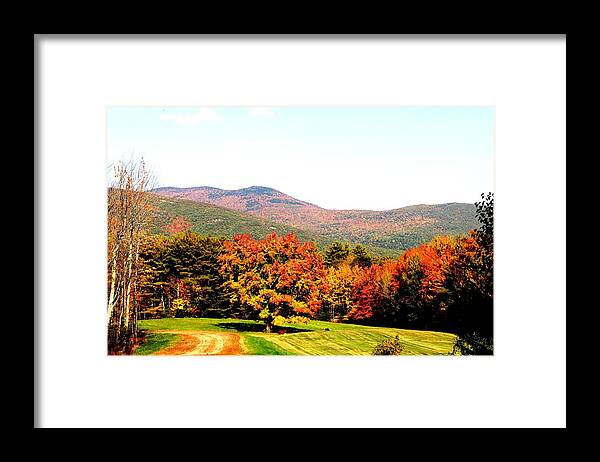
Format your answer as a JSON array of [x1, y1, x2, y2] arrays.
[[153, 186, 478, 251], [149, 194, 322, 243], [147, 194, 401, 258]]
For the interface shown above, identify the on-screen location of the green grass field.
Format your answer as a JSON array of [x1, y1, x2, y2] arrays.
[[136, 317, 458, 355], [133, 332, 182, 355]]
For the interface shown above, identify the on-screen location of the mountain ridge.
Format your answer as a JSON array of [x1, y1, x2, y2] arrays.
[[153, 185, 467, 213], [151, 185, 479, 252]]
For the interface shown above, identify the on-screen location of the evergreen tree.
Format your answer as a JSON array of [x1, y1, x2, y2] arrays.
[[351, 244, 373, 268], [323, 241, 350, 267]]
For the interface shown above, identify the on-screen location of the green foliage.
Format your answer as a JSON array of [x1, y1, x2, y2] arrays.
[[391, 253, 428, 326], [473, 192, 494, 299], [372, 335, 404, 355], [451, 333, 493, 355], [149, 195, 325, 247], [474, 192, 494, 249], [324, 241, 350, 267], [351, 244, 373, 268], [172, 298, 188, 318], [339, 203, 479, 252], [138, 231, 232, 319], [148, 193, 403, 257]]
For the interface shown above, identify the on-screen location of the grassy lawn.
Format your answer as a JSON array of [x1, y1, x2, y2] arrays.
[[240, 335, 295, 355], [133, 332, 182, 355], [137, 317, 457, 355]]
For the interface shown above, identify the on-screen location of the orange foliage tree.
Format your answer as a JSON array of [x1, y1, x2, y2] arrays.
[[444, 231, 493, 337], [165, 215, 191, 235], [218, 233, 326, 332], [348, 236, 461, 328], [388, 236, 458, 328]]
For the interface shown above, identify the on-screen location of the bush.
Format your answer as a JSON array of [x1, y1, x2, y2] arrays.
[[172, 298, 188, 318], [451, 333, 493, 355], [286, 315, 310, 324], [372, 335, 403, 355], [273, 315, 287, 326]]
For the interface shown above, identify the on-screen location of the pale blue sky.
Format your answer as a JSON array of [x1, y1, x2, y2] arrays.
[[107, 106, 493, 210]]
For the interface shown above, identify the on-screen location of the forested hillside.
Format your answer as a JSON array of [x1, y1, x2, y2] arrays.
[[152, 186, 478, 252], [147, 193, 401, 258]]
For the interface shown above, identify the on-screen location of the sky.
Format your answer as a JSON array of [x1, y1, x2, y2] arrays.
[[106, 106, 494, 211]]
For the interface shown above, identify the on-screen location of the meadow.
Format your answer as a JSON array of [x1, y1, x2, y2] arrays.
[[135, 318, 458, 356]]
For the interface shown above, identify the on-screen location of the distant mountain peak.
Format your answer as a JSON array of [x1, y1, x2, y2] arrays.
[[237, 185, 280, 195], [152, 185, 317, 214]]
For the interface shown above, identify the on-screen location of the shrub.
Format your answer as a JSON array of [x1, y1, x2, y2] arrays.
[[286, 315, 310, 324], [451, 333, 493, 355], [273, 315, 287, 326], [372, 335, 404, 355], [172, 298, 188, 318]]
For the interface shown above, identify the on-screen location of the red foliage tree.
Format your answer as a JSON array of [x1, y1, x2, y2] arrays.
[[388, 236, 458, 328], [349, 260, 397, 321]]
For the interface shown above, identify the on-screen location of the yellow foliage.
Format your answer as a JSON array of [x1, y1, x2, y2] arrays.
[[259, 308, 272, 319], [273, 315, 286, 326], [172, 298, 187, 310], [286, 315, 310, 324]]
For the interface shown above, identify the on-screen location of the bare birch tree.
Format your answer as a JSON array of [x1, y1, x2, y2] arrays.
[[107, 158, 154, 354]]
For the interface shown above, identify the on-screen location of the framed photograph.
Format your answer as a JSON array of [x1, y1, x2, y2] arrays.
[[35, 35, 566, 428]]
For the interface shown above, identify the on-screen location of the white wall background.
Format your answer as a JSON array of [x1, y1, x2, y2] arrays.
[[36, 36, 566, 428]]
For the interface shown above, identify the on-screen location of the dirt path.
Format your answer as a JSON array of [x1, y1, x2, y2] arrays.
[[153, 330, 243, 355]]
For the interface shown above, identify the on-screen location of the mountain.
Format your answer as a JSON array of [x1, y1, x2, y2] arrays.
[[149, 193, 322, 244], [152, 186, 479, 252], [153, 186, 321, 216], [147, 194, 401, 258]]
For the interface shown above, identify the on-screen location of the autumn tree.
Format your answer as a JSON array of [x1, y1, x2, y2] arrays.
[[349, 265, 380, 320], [445, 193, 494, 348], [350, 236, 458, 330], [350, 260, 397, 322], [107, 158, 154, 354], [321, 264, 358, 321], [219, 233, 326, 332], [165, 215, 191, 235]]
